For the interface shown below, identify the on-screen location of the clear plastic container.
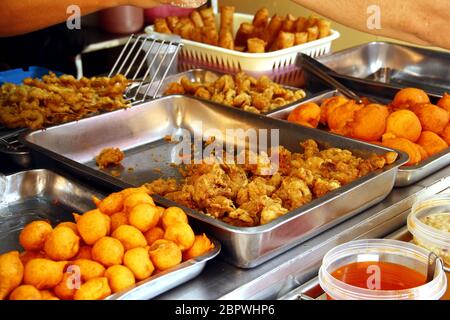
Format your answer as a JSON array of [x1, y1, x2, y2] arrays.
[[318, 239, 447, 300]]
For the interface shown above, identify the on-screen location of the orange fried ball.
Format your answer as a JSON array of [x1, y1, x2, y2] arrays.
[[437, 93, 450, 114], [392, 88, 430, 108], [40, 289, 58, 300], [104, 265, 136, 293], [164, 223, 195, 251], [75, 209, 111, 245], [123, 247, 155, 281], [441, 124, 450, 145], [382, 138, 422, 166], [183, 234, 215, 261], [384, 110, 422, 142], [411, 103, 449, 135], [23, 258, 67, 289], [320, 96, 349, 125], [44, 226, 80, 261], [70, 259, 106, 282], [9, 285, 42, 300], [19, 220, 53, 251], [128, 203, 160, 232], [148, 239, 182, 271], [349, 104, 389, 141], [112, 225, 147, 251], [98, 192, 124, 216], [119, 186, 149, 199], [328, 100, 363, 136], [0, 251, 24, 300], [91, 236, 124, 267], [55, 222, 79, 235], [73, 245, 92, 260], [123, 192, 155, 213], [19, 251, 46, 266], [161, 207, 189, 230], [144, 227, 165, 246], [74, 277, 111, 300], [416, 144, 429, 162], [417, 131, 448, 157], [287, 102, 321, 128], [110, 211, 128, 232], [54, 272, 77, 300]]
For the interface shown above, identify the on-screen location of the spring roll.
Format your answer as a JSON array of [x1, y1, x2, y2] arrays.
[[220, 6, 235, 33], [282, 14, 296, 32], [318, 19, 331, 38], [219, 29, 235, 50], [247, 38, 266, 53], [235, 22, 256, 47], [154, 18, 172, 34], [252, 8, 269, 28], [294, 32, 308, 45], [191, 27, 203, 42], [166, 16, 179, 32], [270, 31, 295, 51], [200, 7, 216, 28], [307, 26, 319, 42], [202, 25, 219, 46], [262, 14, 284, 50], [190, 11, 204, 28], [294, 16, 307, 32], [307, 15, 319, 28]]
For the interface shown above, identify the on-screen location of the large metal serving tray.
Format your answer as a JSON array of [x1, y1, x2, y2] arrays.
[[267, 90, 450, 187], [317, 41, 450, 97], [22, 95, 407, 268], [0, 169, 220, 300]]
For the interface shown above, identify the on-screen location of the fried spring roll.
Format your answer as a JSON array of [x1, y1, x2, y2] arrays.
[[294, 32, 308, 45], [220, 5, 235, 33], [262, 15, 285, 50], [294, 16, 307, 32], [282, 14, 296, 32], [307, 26, 319, 42], [219, 29, 235, 50], [200, 7, 216, 28], [235, 22, 257, 47], [154, 18, 172, 34], [307, 15, 319, 28], [252, 8, 269, 28], [191, 27, 203, 42], [166, 16, 179, 32], [270, 31, 295, 51], [202, 26, 219, 46], [318, 19, 331, 38], [190, 11, 204, 28], [247, 38, 266, 53]]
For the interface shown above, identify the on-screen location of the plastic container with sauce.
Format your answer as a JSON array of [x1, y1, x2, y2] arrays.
[[408, 194, 450, 299], [318, 239, 447, 300]]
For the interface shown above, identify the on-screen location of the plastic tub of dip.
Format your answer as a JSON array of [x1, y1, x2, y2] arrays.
[[318, 239, 447, 300]]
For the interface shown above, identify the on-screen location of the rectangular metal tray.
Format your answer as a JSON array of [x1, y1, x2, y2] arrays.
[[0, 169, 220, 300], [317, 41, 450, 97], [267, 90, 450, 187], [22, 95, 408, 268]]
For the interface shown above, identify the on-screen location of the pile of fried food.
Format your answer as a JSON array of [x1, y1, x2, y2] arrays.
[[154, 6, 332, 53], [0, 73, 130, 130], [96, 147, 125, 170], [0, 187, 214, 300], [287, 89, 450, 166], [145, 139, 396, 227], [165, 72, 306, 113]]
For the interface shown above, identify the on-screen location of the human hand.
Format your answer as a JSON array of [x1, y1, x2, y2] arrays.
[[128, 0, 207, 9]]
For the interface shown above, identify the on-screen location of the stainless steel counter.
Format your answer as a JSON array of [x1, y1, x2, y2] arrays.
[[156, 165, 450, 300]]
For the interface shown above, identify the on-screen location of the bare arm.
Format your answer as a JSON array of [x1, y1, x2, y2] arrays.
[[291, 0, 450, 50]]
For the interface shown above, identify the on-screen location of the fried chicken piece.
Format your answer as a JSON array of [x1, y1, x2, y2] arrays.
[[164, 82, 185, 95], [144, 178, 178, 195], [273, 177, 312, 210], [236, 177, 276, 206], [313, 178, 341, 198], [260, 197, 289, 225], [95, 148, 124, 169], [194, 87, 212, 100], [204, 196, 236, 219], [223, 208, 257, 227]]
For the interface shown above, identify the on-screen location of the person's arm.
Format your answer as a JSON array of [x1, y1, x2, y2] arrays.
[[291, 0, 450, 49]]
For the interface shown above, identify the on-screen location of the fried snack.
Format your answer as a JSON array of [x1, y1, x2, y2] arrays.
[[282, 14, 296, 32], [148, 240, 182, 271], [384, 110, 422, 142], [294, 16, 307, 32], [161, 207, 189, 230], [110, 211, 129, 232], [183, 234, 215, 261], [349, 104, 389, 141], [252, 8, 269, 28], [411, 103, 449, 135], [165, 82, 185, 95], [75, 209, 111, 245], [123, 192, 155, 213], [441, 124, 450, 145], [53, 273, 77, 300], [144, 227, 165, 246], [438, 93, 450, 114], [220, 6, 235, 33], [74, 245, 92, 260], [19, 220, 53, 252], [262, 14, 284, 49], [154, 18, 172, 34], [70, 259, 105, 282], [319, 96, 349, 125], [201, 25, 219, 46], [287, 102, 321, 128], [9, 285, 41, 300], [174, 18, 195, 40], [164, 222, 195, 251], [128, 203, 160, 233], [97, 192, 124, 216], [382, 138, 422, 166], [91, 236, 124, 267], [294, 32, 308, 45], [318, 19, 331, 38], [96, 147, 124, 170], [328, 100, 364, 136], [123, 247, 154, 281], [44, 226, 80, 261], [189, 11, 204, 28], [392, 88, 430, 108], [307, 26, 319, 42], [111, 225, 147, 251], [74, 277, 111, 300], [417, 131, 448, 157], [219, 29, 235, 50], [199, 7, 216, 28], [0, 251, 24, 300], [246, 38, 266, 53], [119, 186, 149, 199], [40, 290, 58, 300], [20, 251, 46, 266], [23, 258, 67, 289], [55, 221, 79, 235], [416, 144, 429, 161], [271, 31, 295, 50], [104, 265, 135, 294]]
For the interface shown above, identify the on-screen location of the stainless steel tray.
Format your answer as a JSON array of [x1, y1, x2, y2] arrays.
[[318, 41, 449, 97], [0, 169, 220, 300], [22, 95, 408, 268], [267, 90, 450, 187]]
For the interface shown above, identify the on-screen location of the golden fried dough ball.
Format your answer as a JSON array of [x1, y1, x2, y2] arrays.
[[437, 93, 450, 114], [183, 234, 215, 261], [349, 104, 389, 141], [411, 103, 449, 135], [144, 227, 165, 246], [73, 245, 92, 260], [74, 277, 111, 300], [110, 211, 128, 232], [392, 88, 430, 108], [75, 209, 111, 245], [19, 251, 46, 266], [164, 223, 195, 251], [91, 237, 124, 267], [0, 251, 24, 300], [148, 239, 182, 271], [44, 226, 80, 261], [287, 102, 321, 128], [320, 96, 349, 125], [98, 192, 124, 216], [24, 258, 67, 289], [123, 192, 155, 213], [384, 110, 422, 142], [19, 220, 53, 251], [55, 221, 79, 235], [416, 144, 429, 162], [119, 186, 148, 199], [104, 265, 136, 293], [161, 207, 188, 230], [40, 290, 58, 300], [9, 285, 42, 300], [328, 100, 363, 136], [53, 273, 77, 300], [441, 124, 450, 145], [128, 203, 160, 232], [123, 247, 154, 281], [382, 138, 422, 166], [70, 259, 105, 282], [417, 131, 448, 157], [111, 225, 147, 251]]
